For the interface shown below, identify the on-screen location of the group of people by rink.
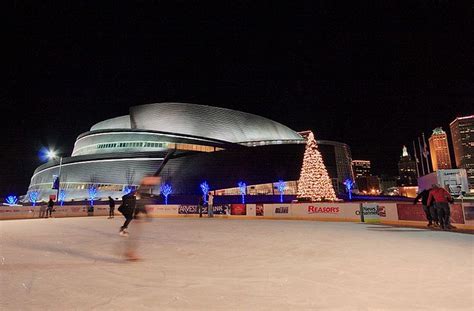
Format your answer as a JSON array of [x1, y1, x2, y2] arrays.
[[413, 184, 457, 230]]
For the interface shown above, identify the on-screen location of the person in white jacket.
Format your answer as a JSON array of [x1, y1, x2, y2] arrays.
[[207, 192, 214, 218]]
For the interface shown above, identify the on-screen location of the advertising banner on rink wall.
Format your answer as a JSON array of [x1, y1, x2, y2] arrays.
[[377, 203, 399, 221], [231, 204, 246, 215], [263, 204, 291, 217], [360, 203, 380, 223], [397, 204, 465, 224], [146, 205, 179, 216], [463, 203, 474, 223], [291, 203, 361, 220], [177, 204, 230, 215]]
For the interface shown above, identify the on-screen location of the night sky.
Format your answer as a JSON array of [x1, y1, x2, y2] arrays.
[[4, 1, 473, 196]]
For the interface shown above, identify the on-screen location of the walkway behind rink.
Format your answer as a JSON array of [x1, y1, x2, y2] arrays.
[[1, 217, 473, 310]]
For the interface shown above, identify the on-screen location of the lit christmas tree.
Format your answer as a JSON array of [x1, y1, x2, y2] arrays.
[[297, 131, 337, 201]]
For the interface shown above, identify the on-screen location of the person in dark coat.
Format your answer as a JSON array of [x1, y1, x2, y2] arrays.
[[413, 187, 437, 227], [119, 191, 137, 236], [198, 196, 204, 218], [108, 196, 115, 218], [47, 198, 54, 218]]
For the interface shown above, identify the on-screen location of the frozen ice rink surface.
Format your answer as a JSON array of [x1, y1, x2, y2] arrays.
[[1, 217, 473, 311]]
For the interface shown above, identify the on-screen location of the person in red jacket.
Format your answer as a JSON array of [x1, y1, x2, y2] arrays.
[[427, 184, 454, 230]]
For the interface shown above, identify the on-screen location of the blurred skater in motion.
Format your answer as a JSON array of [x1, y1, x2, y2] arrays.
[[108, 196, 115, 218], [118, 176, 158, 261], [39, 201, 46, 218]]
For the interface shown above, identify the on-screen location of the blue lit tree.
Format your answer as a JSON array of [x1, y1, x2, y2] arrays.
[[276, 180, 287, 203], [29, 191, 39, 206], [343, 179, 354, 201], [88, 185, 98, 206], [238, 182, 247, 204], [6, 195, 18, 205], [200, 181, 210, 204], [59, 189, 67, 206], [160, 183, 172, 205]]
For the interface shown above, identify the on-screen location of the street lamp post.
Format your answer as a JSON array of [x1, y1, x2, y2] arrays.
[[47, 150, 63, 203], [56, 156, 63, 203]]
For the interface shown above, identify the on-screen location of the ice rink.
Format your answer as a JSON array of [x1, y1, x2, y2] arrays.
[[1, 217, 473, 310]]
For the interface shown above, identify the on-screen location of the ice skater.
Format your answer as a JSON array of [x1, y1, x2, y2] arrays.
[[118, 176, 158, 261], [108, 196, 115, 218], [118, 191, 137, 236], [413, 187, 438, 227], [427, 184, 454, 230]]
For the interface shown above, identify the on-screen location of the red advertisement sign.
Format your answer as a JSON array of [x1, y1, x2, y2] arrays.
[[397, 204, 464, 224], [231, 204, 246, 215], [307, 206, 339, 214]]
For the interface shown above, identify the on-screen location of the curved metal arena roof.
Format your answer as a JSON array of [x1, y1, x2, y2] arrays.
[[127, 103, 303, 144], [91, 115, 131, 131]]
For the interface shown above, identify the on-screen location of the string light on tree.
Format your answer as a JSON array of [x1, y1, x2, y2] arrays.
[[297, 131, 337, 202]]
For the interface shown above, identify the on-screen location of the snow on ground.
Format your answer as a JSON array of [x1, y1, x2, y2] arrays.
[[1, 217, 473, 310]]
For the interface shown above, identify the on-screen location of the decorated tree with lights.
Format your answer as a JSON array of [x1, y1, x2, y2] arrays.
[[297, 131, 337, 201]]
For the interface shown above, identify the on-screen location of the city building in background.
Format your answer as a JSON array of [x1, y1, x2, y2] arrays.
[[352, 160, 371, 177], [380, 175, 398, 194], [428, 127, 452, 171], [352, 160, 380, 194], [316, 140, 355, 194], [450, 115, 474, 192], [355, 175, 381, 194], [397, 146, 418, 186]]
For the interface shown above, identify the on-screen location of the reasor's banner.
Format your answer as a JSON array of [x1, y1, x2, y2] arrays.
[[231, 204, 246, 215], [361, 203, 380, 223], [291, 203, 360, 220], [397, 204, 465, 224]]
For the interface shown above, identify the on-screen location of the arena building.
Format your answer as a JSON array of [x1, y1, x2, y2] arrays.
[[25, 103, 353, 202]]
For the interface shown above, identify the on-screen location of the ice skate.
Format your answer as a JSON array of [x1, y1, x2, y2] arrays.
[[119, 229, 129, 237]]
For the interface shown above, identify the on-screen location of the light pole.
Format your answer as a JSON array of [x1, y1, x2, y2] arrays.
[[47, 150, 63, 203]]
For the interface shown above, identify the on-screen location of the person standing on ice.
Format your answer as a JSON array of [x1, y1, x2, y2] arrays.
[[413, 187, 437, 227], [427, 184, 454, 230], [47, 198, 54, 218], [198, 195, 204, 218], [207, 191, 214, 218], [108, 196, 115, 218]]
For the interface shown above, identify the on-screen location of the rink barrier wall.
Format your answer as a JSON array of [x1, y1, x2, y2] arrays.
[[1, 202, 474, 229]]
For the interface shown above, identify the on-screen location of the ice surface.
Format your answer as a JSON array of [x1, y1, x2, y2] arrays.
[[1, 217, 473, 310]]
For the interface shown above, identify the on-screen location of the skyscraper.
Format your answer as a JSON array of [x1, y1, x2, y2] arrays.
[[352, 160, 371, 178], [450, 115, 474, 192], [428, 127, 452, 171], [398, 146, 417, 186]]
